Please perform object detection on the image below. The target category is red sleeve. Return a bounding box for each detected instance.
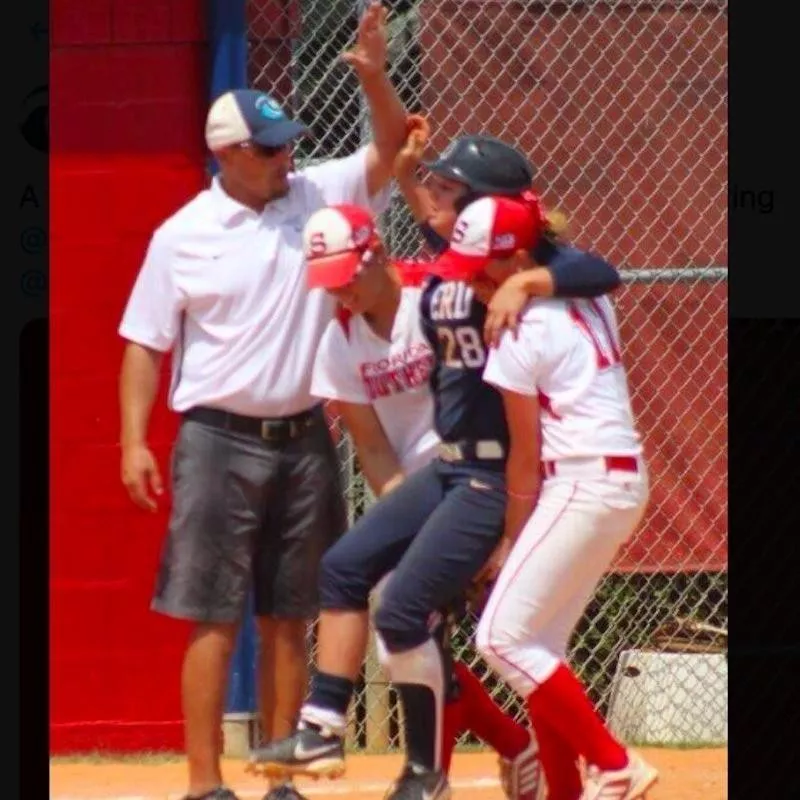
[392,258,431,288]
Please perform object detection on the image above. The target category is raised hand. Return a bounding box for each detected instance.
[341,2,388,78]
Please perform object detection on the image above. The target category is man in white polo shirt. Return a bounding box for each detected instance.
[117,5,406,799]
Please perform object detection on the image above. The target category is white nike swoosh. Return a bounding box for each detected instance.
[422,776,447,800]
[294,741,338,760]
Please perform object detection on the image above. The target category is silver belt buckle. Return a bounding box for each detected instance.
[261,420,278,441]
[476,440,504,460]
[439,442,463,462]
[261,416,312,441]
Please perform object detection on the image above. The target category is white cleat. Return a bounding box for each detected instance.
[498,735,546,800]
[581,750,658,800]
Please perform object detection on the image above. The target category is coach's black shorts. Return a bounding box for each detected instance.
[150,406,346,624]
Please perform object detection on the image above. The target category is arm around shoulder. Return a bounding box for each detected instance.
[482,238,621,348]
[529,237,621,299]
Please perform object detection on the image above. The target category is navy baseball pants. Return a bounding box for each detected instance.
[318,458,506,652]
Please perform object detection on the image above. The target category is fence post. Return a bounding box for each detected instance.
[206,0,256,756]
[224,595,260,755]
[365,593,392,752]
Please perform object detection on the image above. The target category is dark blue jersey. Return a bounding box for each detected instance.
[419,275,510,450]
[404,220,619,459]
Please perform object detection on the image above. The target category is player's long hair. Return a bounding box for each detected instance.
[544,207,569,239]
[519,187,569,244]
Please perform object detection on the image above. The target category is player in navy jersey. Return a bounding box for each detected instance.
[394,114,619,348]
[302,202,544,799]
[248,123,619,800]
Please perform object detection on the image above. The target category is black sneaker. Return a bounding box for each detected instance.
[247,724,345,779]
[183,788,240,800]
[262,783,309,800]
[384,765,451,800]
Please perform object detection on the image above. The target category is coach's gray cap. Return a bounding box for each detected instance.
[205,89,309,151]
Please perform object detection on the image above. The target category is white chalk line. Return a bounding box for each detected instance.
[52,775,500,799]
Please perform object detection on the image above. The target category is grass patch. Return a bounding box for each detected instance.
[452,742,494,753]
[453,740,726,754]
[50,750,184,765]
[626,740,727,750]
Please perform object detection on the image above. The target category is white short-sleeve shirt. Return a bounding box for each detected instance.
[311,287,440,475]
[118,147,389,417]
[483,295,643,461]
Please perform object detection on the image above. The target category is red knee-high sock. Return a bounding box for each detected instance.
[453,662,530,760]
[527,708,583,800]
[440,686,467,774]
[527,663,627,771]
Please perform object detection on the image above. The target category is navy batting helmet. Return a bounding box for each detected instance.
[423,135,534,196]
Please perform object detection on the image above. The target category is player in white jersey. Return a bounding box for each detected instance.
[427,194,659,800]
[305,203,543,799]
[310,253,438,490]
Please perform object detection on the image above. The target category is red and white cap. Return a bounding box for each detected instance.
[303,204,379,289]
[429,192,545,281]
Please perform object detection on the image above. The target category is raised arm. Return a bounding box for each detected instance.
[393,114,435,224]
[343,2,408,198]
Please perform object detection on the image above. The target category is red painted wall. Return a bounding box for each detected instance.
[50,0,208,752]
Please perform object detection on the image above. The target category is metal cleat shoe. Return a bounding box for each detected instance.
[498,735,546,800]
[262,782,310,800]
[581,749,659,800]
[384,764,451,800]
[182,788,240,800]
[247,724,346,780]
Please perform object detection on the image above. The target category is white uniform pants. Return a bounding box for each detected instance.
[475,462,649,697]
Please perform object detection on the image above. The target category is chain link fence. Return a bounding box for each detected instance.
[247,0,728,750]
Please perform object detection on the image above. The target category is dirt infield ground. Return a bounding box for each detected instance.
[51,748,727,799]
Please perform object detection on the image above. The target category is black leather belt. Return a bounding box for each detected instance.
[183,405,321,443]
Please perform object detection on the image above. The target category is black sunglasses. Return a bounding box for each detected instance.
[241,141,289,158]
